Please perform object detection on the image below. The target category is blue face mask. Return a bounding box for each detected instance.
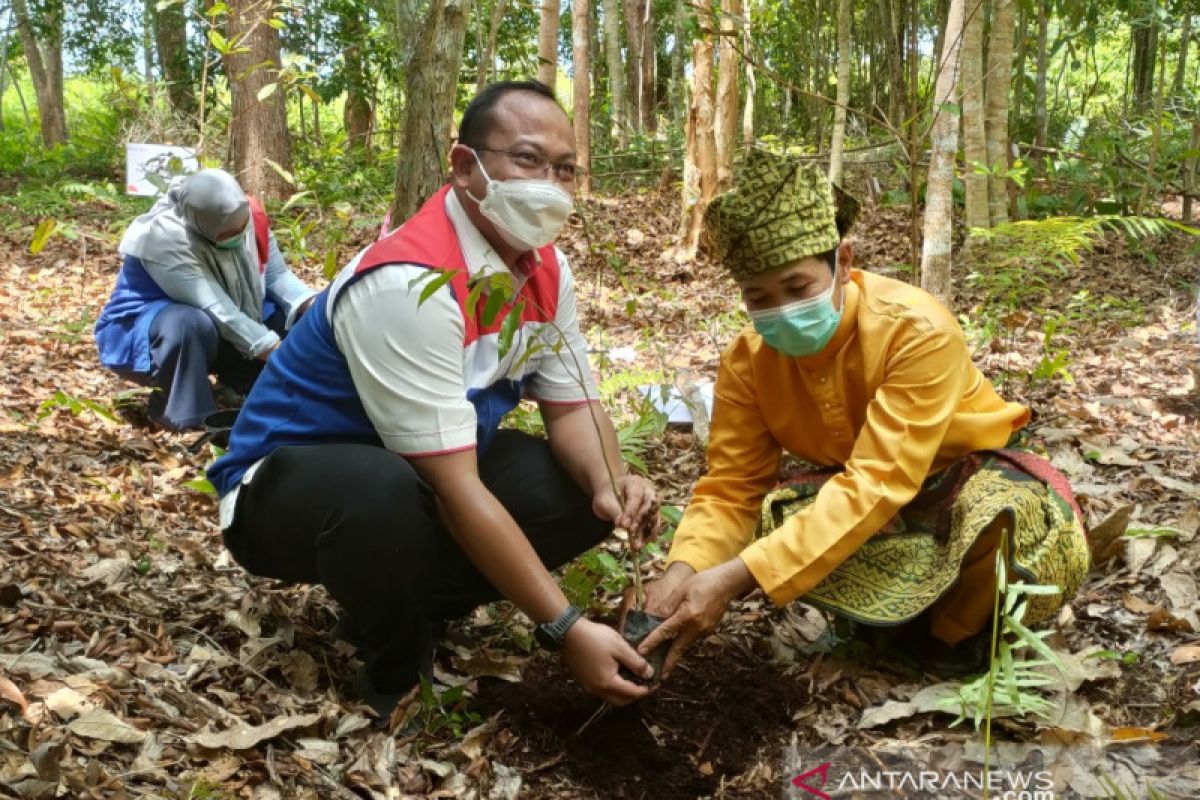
[749,280,844,357]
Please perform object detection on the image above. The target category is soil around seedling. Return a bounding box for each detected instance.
[474,617,811,799]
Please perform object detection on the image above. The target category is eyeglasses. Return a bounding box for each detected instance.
[473,147,586,181]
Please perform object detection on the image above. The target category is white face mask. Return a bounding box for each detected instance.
[467,150,574,252]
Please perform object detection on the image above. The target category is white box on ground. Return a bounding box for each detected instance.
[125,143,199,196]
[638,382,714,424]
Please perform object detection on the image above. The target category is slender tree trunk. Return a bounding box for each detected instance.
[225,0,294,199]
[1033,0,1049,149]
[985,0,1015,225]
[639,0,655,132]
[12,0,67,147]
[623,0,642,133]
[742,2,755,152]
[1173,4,1192,95]
[342,13,374,152]
[670,0,687,132]
[879,0,904,125]
[679,38,716,256]
[961,0,989,231]
[908,0,921,277]
[151,0,195,117]
[390,0,470,223]
[601,0,626,145]
[143,0,156,102]
[572,0,592,197]
[715,0,741,192]
[1131,0,1158,113]
[921,0,966,307]
[828,0,852,186]
[476,0,505,89]
[0,21,9,131]
[538,0,560,87]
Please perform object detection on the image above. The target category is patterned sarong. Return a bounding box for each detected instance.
[760,450,1091,626]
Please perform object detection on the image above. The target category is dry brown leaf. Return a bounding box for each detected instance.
[1122,593,1160,614]
[1170,645,1200,665]
[1146,607,1195,634]
[189,712,322,751]
[0,674,28,713]
[68,708,147,744]
[1087,503,1136,565]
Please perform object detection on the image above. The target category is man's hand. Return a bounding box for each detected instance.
[632,558,756,679]
[619,560,695,629]
[561,618,654,706]
[592,474,657,534]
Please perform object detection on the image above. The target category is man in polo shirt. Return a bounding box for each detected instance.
[209,80,657,716]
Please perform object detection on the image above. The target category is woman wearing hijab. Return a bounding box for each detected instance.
[95,169,317,431]
[630,150,1090,676]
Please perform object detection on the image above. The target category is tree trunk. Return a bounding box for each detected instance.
[715,0,741,193]
[1033,0,1049,148]
[678,38,716,256]
[669,0,687,132]
[572,0,592,197]
[623,0,654,132]
[390,0,470,223]
[1131,0,1158,113]
[12,0,67,147]
[143,0,156,102]
[639,0,655,132]
[601,0,626,145]
[476,0,505,89]
[920,0,965,307]
[225,0,294,199]
[342,13,374,152]
[0,22,10,131]
[538,0,560,87]
[1172,3,1192,95]
[985,0,1015,225]
[742,2,755,152]
[828,0,851,186]
[961,0,989,232]
[879,0,905,125]
[151,0,195,117]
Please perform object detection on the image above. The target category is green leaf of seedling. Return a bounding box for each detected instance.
[207,29,230,54]
[481,288,506,327]
[263,158,295,185]
[257,82,279,102]
[415,269,456,306]
[465,281,485,318]
[184,478,217,495]
[497,301,525,359]
[323,250,339,281]
[511,340,545,372]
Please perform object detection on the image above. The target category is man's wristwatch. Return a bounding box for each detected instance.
[534,604,583,651]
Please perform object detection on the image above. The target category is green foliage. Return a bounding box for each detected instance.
[36,390,120,424]
[940,549,1069,730]
[413,676,481,739]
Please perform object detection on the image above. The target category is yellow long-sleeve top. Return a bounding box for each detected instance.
[667,269,1030,606]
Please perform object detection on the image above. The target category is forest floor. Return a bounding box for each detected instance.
[1,189,1199,800]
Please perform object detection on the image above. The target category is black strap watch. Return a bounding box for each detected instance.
[534,604,583,651]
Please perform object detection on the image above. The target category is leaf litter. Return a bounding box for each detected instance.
[0,195,1198,797]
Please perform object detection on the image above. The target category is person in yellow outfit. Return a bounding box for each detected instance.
[631,149,1090,676]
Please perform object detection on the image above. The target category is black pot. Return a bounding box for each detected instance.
[622,609,671,683]
[189,409,239,452]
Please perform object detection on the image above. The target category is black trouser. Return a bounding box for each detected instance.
[222,430,609,692]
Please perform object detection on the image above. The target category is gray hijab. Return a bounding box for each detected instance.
[120,169,265,321]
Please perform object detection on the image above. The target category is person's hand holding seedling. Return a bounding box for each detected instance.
[622,557,756,680]
[592,474,656,531]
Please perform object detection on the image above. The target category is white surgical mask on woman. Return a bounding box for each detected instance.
[467,150,574,252]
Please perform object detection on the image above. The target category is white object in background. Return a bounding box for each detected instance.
[607,346,639,363]
[638,382,714,424]
[125,143,199,196]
